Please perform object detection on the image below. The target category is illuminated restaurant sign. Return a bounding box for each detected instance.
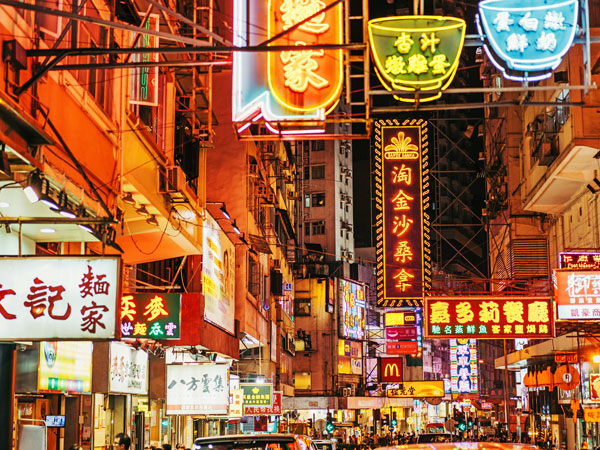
[0,256,119,340]
[38,341,92,393]
[387,380,445,398]
[450,339,478,394]
[339,279,366,340]
[379,357,404,383]
[120,293,181,339]
[424,296,554,339]
[476,0,578,82]
[386,326,418,339]
[375,120,431,307]
[368,16,466,102]
[559,252,600,270]
[553,270,600,320]
[232,0,343,134]
[130,13,159,106]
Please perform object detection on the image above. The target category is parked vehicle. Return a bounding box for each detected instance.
[193,434,317,450]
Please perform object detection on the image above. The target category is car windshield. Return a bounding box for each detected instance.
[194,443,297,450]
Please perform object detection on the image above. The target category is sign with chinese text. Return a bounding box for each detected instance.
[338,339,363,358]
[386,341,419,355]
[129,13,159,106]
[555,352,577,363]
[38,341,92,393]
[338,339,363,375]
[229,389,243,417]
[0,256,119,340]
[109,342,148,395]
[327,278,335,313]
[232,0,343,135]
[375,120,431,307]
[166,364,229,415]
[379,357,404,383]
[477,0,578,82]
[339,279,366,340]
[385,311,417,326]
[553,270,600,320]
[386,326,418,340]
[203,212,236,334]
[450,339,478,394]
[559,252,600,270]
[590,374,600,401]
[120,293,180,339]
[244,391,282,416]
[387,380,445,398]
[424,296,554,339]
[368,16,466,102]
[584,408,600,423]
[241,383,273,407]
[482,402,493,409]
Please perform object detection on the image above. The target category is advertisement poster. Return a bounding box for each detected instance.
[338,279,366,340]
[109,342,148,395]
[38,341,93,393]
[166,364,229,415]
[203,212,236,334]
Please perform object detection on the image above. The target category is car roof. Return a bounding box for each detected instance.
[377,443,537,450]
[194,434,300,444]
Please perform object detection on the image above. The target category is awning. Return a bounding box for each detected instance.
[0,92,54,146]
[249,233,272,254]
[276,208,296,240]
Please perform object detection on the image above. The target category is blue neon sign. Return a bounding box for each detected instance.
[477,0,578,81]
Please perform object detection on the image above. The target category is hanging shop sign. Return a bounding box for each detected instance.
[387,380,445,398]
[375,120,431,307]
[584,408,600,423]
[120,293,180,339]
[166,364,229,415]
[386,341,419,355]
[338,279,366,340]
[229,389,244,417]
[553,270,600,319]
[379,357,404,383]
[450,339,479,394]
[555,352,577,363]
[241,383,273,407]
[38,341,92,393]
[476,0,578,82]
[368,16,466,102]
[386,326,418,339]
[424,296,554,339]
[203,212,236,334]
[559,252,600,270]
[590,374,600,401]
[327,278,335,313]
[109,342,148,395]
[385,311,417,326]
[0,256,119,340]
[244,391,282,416]
[232,0,343,135]
[338,339,363,375]
[129,13,160,106]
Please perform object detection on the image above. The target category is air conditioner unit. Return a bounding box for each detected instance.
[249,162,258,177]
[158,166,187,193]
[345,170,353,178]
[346,196,353,205]
[272,258,281,269]
[262,192,276,204]
[287,191,300,200]
[255,184,268,197]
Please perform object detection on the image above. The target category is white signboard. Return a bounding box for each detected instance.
[109,342,148,395]
[0,257,119,340]
[202,213,235,334]
[166,364,229,415]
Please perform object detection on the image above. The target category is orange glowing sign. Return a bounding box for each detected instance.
[267,0,343,113]
[553,270,600,320]
[424,296,554,339]
[375,119,431,307]
[386,380,444,398]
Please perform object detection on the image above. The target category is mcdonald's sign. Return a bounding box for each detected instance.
[379,357,404,383]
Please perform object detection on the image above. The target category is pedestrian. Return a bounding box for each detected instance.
[114,433,131,450]
[163,445,172,450]
[69,445,83,450]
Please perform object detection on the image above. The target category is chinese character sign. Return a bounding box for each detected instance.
[129,13,159,106]
[109,342,148,395]
[375,120,431,307]
[559,252,600,270]
[244,392,282,416]
[119,293,180,339]
[590,374,600,401]
[553,270,600,320]
[450,339,478,394]
[338,279,366,340]
[203,212,235,334]
[241,383,273,407]
[232,0,343,133]
[166,364,229,415]
[386,380,444,398]
[38,341,92,393]
[368,16,466,102]
[477,0,578,82]
[0,257,119,340]
[424,296,554,339]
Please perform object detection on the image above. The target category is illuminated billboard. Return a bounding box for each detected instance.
[368,16,466,102]
[476,0,578,82]
[386,380,444,398]
[553,270,600,319]
[379,357,403,383]
[450,339,478,394]
[424,296,554,339]
[38,341,92,393]
[338,279,366,340]
[232,0,343,135]
[375,119,431,307]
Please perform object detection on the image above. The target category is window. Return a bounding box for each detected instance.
[311,141,324,152]
[295,297,311,316]
[303,166,310,180]
[311,220,325,235]
[248,258,261,298]
[304,223,311,236]
[294,372,312,390]
[311,193,325,207]
[304,194,310,208]
[311,165,325,179]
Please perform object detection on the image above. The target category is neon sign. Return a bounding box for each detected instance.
[553,270,600,320]
[450,339,478,394]
[233,0,343,134]
[130,13,159,106]
[375,120,431,307]
[120,293,181,339]
[368,16,466,102]
[338,279,366,340]
[477,0,578,81]
[559,252,600,270]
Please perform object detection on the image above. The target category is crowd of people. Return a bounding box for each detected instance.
[68,433,191,450]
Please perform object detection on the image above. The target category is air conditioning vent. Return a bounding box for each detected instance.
[255,184,268,197]
[158,166,187,193]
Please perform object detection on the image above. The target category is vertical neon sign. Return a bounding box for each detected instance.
[130,14,159,106]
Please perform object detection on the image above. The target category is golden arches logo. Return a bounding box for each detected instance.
[384,363,401,378]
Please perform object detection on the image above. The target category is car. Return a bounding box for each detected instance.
[378,443,537,450]
[416,433,453,444]
[193,434,317,450]
[313,439,336,450]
